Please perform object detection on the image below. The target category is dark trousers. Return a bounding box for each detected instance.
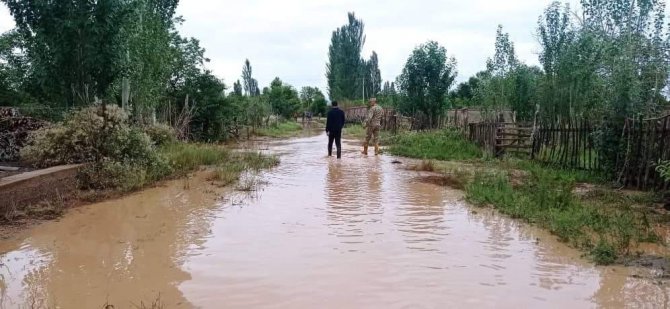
[328,130,342,158]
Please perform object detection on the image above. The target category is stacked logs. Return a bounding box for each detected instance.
[0,107,47,161]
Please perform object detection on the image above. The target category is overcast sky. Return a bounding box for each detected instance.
[0,0,585,96]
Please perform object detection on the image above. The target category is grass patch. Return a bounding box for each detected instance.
[343,124,366,138]
[207,151,279,189]
[465,162,659,265]
[386,129,482,161]
[159,143,230,174]
[256,121,303,138]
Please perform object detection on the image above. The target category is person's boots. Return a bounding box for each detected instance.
[362,145,368,155]
[374,144,380,155]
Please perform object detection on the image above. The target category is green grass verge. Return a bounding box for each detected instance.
[465,161,659,265]
[343,124,366,138]
[256,121,303,138]
[386,129,482,161]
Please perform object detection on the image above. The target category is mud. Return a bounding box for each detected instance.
[0,134,669,308]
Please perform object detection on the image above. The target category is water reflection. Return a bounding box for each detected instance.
[0,173,222,308]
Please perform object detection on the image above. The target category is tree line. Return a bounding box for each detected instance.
[325,2,668,172]
[0,0,327,142]
[327,1,669,127]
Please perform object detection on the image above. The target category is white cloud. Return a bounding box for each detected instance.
[0,0,584,97]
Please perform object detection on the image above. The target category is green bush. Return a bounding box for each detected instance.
[20,105,154,167]
[20,105,175,191]
[144,123,177,146]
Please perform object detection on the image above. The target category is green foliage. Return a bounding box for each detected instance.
[144,123,177,146]
[655,160,670,182]
[20,105,153,167]
[386,129,481,161]
[116,0,177,112]
[465,162,658,264]
[343,124,366,138]
[158,142,230,173]
[591,241,617,265]
[397,41,457,127]
[2,0,130,106]
[241,59,260,96]
[300,86,328,116]
[327,12,366,101]
[363,51,382,98]
[256,121,303,138]
[209,152,279,186]
[477,26,534,116]
[233,80,243,96]
[18,105,178,191]
[449,74,483,108]
[265,77,301,119]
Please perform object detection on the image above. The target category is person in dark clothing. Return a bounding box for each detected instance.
[326,101,346,158]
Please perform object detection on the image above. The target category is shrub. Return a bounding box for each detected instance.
[77,160,147,191]
[20,105,155,167]
[144,123,177,146]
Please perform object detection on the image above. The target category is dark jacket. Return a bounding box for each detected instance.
[326,107,346,133]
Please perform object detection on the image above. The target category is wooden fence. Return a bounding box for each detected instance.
[531,120,599,171]
[467,115,670,190]
[468,122,499,155]
[617,115,670,190]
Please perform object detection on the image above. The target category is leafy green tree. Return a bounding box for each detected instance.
[397,41,457,127]
[118,0,178,114]
[0,29,32,106]
[233,80,243,96]
[364,51,382,98]
[326,12,366,101]
[449,72,485,107]
[479,25,519,113]
[510,65,543,120]
[300,86,327,116]
[264,77,300,119]
[2,0,130,106]
[242,59,260,96]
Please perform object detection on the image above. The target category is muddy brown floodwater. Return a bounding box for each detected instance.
[0,134,669,308]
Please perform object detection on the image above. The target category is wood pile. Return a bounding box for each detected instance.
[0,107,47,161]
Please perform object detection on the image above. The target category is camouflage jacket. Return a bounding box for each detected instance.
[365,105,384,127]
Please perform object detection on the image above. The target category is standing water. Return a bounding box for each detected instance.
[0,134,668,308]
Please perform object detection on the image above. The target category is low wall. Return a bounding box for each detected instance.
[0,164,82,212]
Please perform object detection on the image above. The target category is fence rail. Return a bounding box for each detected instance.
[617,115,670,190]
[467,116,670,190]
[531,120,599,171]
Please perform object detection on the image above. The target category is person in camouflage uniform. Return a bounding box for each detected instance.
[363,97,384,155]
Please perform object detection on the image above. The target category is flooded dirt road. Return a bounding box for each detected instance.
[0,134,669,308]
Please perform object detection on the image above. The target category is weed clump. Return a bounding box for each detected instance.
[387,129,481,161]
[144,123,177,146]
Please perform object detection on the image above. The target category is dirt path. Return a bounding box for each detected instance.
[0,134,668,308]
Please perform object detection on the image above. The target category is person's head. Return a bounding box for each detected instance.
[369,97,377,106]
[331,101,338,107]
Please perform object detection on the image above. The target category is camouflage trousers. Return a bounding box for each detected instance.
[364,125,380,146]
